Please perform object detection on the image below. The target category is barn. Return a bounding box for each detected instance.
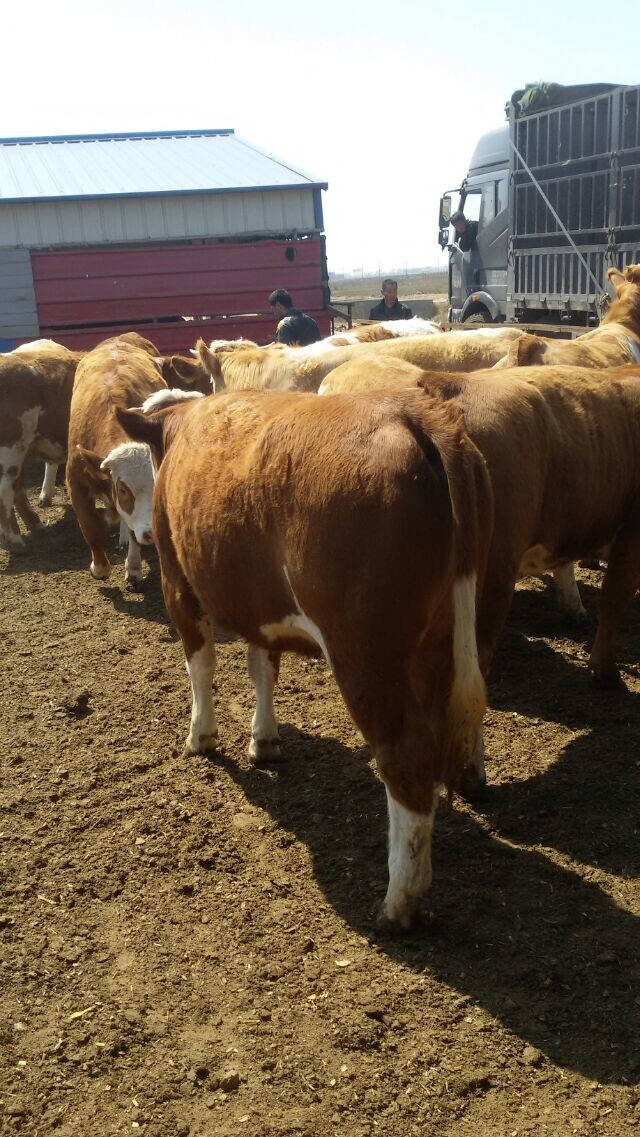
[0,128,330,352]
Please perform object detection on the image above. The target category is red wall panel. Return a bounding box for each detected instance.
[31,239,326,329]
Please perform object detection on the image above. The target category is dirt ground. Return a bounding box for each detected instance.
[1,467,639,1137]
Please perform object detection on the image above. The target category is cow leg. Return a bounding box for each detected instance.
[39,462,58,506]
[0,454,27,547]
[13,473,43,533]
[160,559,219,755]
[459,724,486,800]
[553,563,587,621]
[118,518,129,547]
[124,531,143,589]
[476,565,518,676]
[381,788,436,929]
[589,523,640,687]
[247,646,281,764]
[183,620,218,754]
[67,460,111,579]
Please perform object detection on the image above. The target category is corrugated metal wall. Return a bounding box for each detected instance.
[0,247,39,342]
[0,188,317,249]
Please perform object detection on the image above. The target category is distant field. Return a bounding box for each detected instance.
[329,270,448,300]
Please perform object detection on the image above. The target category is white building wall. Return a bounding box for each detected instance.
[0,188,317,249]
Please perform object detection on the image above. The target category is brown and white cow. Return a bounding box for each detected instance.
[195,326,525,393]
[66,333,168,586]
[0,342,83,548]
[318,354,640,794]
[493,264,640,370]
[117,388,493,928]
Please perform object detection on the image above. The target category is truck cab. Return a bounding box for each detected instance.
[439,126,510,323]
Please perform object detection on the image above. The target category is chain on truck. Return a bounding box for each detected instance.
[438,81,640,329]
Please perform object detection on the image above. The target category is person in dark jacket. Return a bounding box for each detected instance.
[450,211,479,253]
[369,278,413,321]
[268,289,321,346]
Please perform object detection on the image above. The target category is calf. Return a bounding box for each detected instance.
[66,333,167,585]
[118,389,493,928]
[0,343,83,548]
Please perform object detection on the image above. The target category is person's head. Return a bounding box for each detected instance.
[450,210,467,235]
[268,288,293,320]
[380,278,398,307]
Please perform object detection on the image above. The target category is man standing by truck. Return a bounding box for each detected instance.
[369,279,413,321]
[268,288,321,346]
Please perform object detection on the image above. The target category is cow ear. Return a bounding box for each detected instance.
[607,267,626,296]
[624,263,640,285]
[169,355,207,388]
[75,446,112,494]
[504,333,540,367]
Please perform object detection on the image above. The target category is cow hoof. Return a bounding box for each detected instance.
[90,560,111,580]
[560,607,589,627]
[249,737,282,765]
[579,558,602,570]
[4,536,26,552]
[124,574,144,592]
[38,494,53,507]
[458,767,487,801]
[184,731,219,756]
[591,667,626,691]
[376,899,422,934]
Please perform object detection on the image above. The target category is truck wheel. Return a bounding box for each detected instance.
[463,309,492,325]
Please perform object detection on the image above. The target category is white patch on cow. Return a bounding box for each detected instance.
[185,631,218,754]
[100,442,155,545]
[118,519,129,546]
[259,565,334,670]
[124,532,143,584]
[39,461,58,506]
[372,317,443,338]
[9,339,59,354]
[381,789,436,927]
[141,388,204,414]
[553,563,586,618]
[518,544,555,577]
[462,326,509,337]
[627,336,640,364]
[247,646,280,761]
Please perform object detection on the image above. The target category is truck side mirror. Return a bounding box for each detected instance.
[439,196,452,228]
[438,227,450,250]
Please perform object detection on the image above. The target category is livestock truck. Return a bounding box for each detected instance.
[438,82,640,325]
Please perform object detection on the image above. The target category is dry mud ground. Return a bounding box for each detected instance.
[1,469,639,1137]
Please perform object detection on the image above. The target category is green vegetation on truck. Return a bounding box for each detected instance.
[439,82,640,326]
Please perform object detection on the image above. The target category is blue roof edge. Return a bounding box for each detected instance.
[0,128,236,145]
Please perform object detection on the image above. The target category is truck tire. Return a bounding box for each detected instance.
[463,309,492,325]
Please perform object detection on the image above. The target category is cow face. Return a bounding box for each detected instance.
[100,442,155,545]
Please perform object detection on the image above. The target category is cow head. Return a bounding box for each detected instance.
[492,333,544,368]
[157,354,211,394]
[99,442,155,545]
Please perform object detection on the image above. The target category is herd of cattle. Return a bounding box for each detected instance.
[3,263,640,930]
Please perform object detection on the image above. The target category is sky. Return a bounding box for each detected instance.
[2,0,639,275]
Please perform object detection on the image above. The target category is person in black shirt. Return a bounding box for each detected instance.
[268,289,321,346]
[450,211,479,253]
[369,278,413,321]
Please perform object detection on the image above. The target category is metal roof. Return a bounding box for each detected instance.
[0,129,328,204]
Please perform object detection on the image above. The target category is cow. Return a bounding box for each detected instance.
[0,342,83,548]
[195,326,525,393]
[317,354,640,794]
[65,333,168,586]
[493,265,640,369]
[116,388,493,928]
